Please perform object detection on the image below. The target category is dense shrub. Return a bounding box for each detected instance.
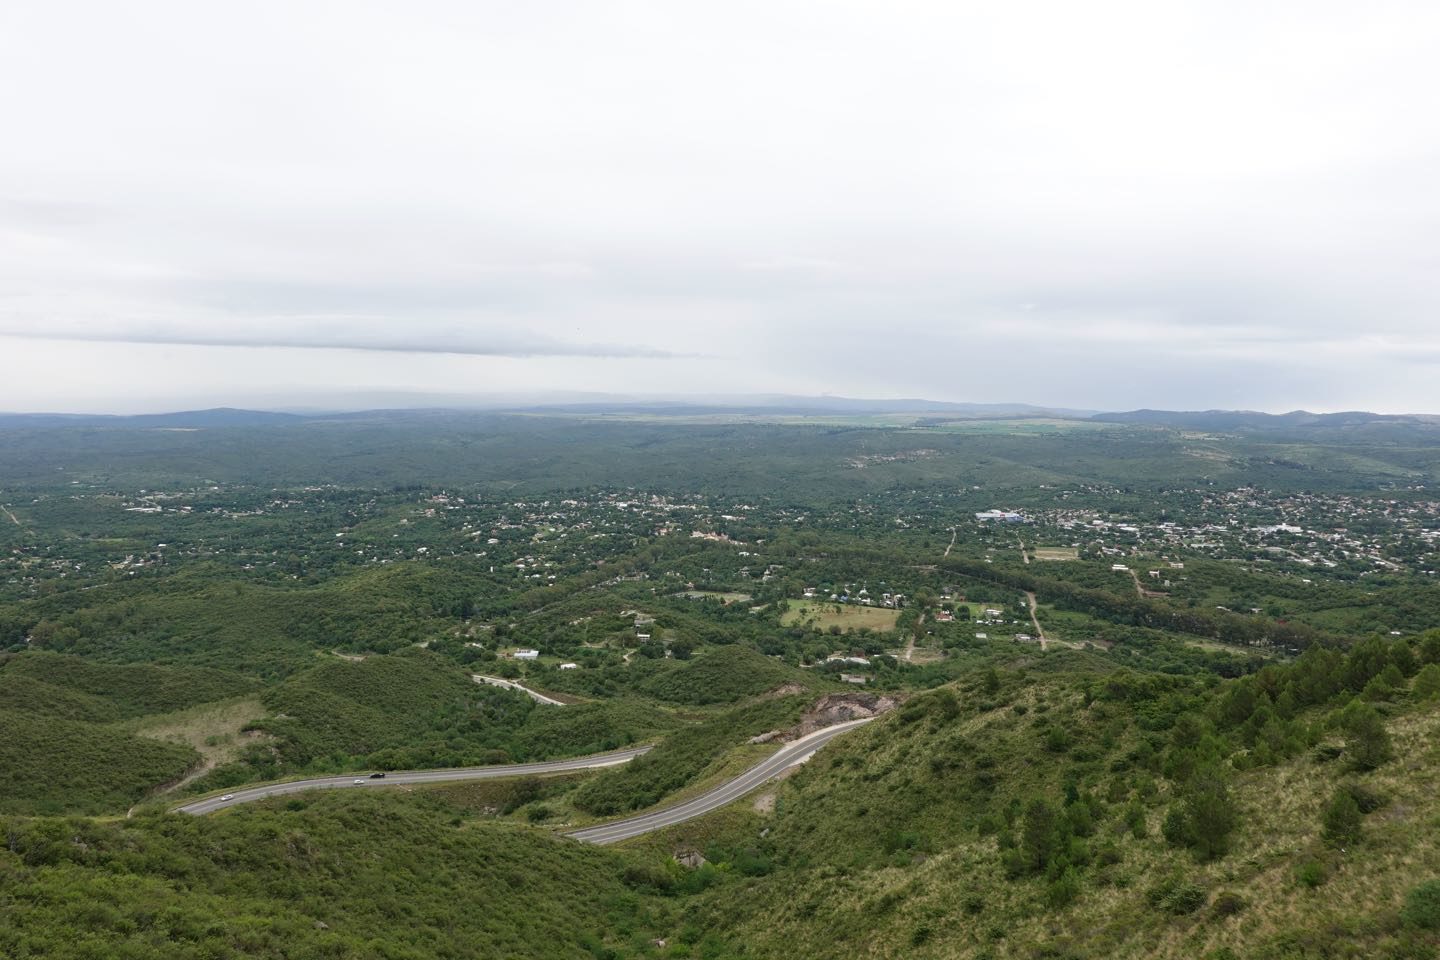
[1402,879,1440,930]
[0,710,198,814]
[1321,787,1362,848]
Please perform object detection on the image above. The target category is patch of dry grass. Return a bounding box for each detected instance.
[782,599,901,633]
[1034,547,1080,561]
[123,697,268,790]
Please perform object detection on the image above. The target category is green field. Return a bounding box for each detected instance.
[782,599,902,633]
[676,590,754,603]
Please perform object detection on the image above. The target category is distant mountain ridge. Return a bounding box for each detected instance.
[0,408,303,429]
[1092,409,1440,429]
[0,396,1097,424]
[2,399,1437,429]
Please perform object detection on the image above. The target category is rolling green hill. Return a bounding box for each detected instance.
[242,652,540,774]
[0,792,674,960]
[642,645,1440,959]
[0,653,263,814]
[10,565,482,677]
[638,645,822,705]
[189,652,678,792]
[0,652,260,717]
[0,711,199,815]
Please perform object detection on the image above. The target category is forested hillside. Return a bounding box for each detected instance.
[3,412,1440,957]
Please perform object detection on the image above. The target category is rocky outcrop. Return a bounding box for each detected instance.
[674,850,708,870]
[749,692,901,744]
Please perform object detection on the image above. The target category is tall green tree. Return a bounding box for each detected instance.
[1413,663,1440,701]
[1021,799,1060,874]
[1181,767,1238,861]
[1339,700,1392,771]
[1321,787,1363,848]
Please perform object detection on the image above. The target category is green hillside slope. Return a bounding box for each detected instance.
[663,647,1440,958]
[0,792,672,959]
[0,711,199,815]
[0,652,259,717]
[639,645,821,705]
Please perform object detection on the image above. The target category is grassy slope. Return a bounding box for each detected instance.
[0,653,263,814]
[683,674,1440,960]
[0,651,260,718]
[123,697,270,781]
[0,791,672,960]
[0,711,199,815]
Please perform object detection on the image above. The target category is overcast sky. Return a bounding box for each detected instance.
[3,1,1439,413]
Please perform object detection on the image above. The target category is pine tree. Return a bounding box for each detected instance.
[1340,700,1393,771]
[1183,768,1238,861]
[1021,799,1059,874]
[1321,787,1362,848]
[1414,663,1440,701]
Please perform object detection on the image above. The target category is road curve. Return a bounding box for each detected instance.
[472,674,567,706]
[175,746,650,815]
[566,717,873,845]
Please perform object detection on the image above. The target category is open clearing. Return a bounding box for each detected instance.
[892,643,946,664]
[125,697,268,789]
[676,590,753,604]
[1033,546,1080,561]
[781,599,900,632]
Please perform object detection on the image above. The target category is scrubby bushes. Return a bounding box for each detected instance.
[0,651,259,719]
[1321,787,1363,848]
[0,792,674,958]
[0,711,198,814]
[638,645,816,705]
[1402,879,1440,930]
[1162,767,1238,861]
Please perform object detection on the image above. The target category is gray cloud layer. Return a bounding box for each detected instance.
[3,1,1439,412]
[0,323,684,359]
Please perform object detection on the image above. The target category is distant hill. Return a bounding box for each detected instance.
[1092,409,1440,430]
[0,396,1099,424]
[500,395,1099,419]
[0,407,304,429]
[9,399,1440,428]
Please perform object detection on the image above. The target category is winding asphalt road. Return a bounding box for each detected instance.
[565,717,874,845]
[177,718,873,842]
[175,746,650,815]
